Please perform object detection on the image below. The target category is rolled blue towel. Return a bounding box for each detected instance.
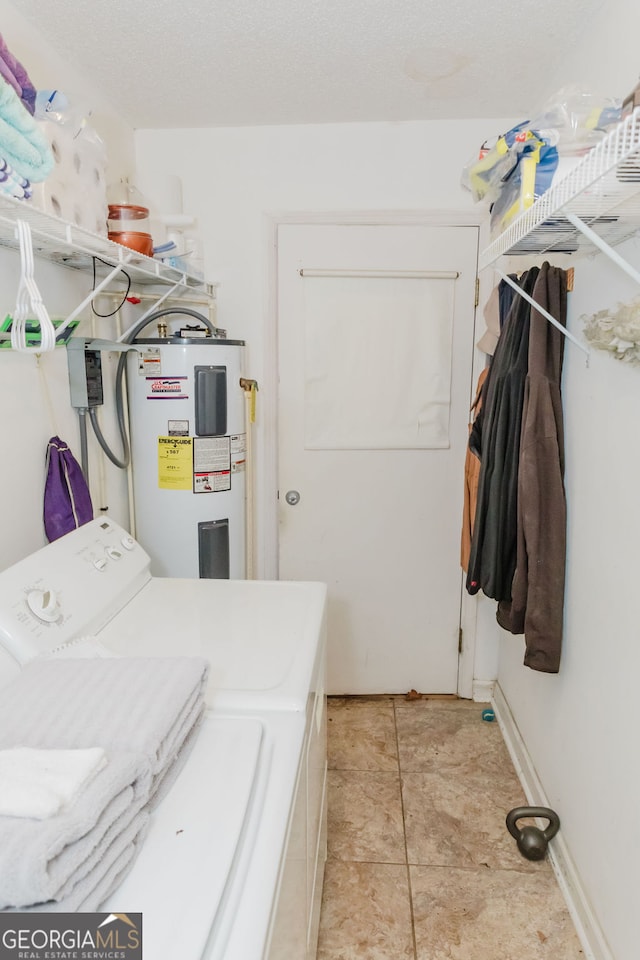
[0,74,53,182]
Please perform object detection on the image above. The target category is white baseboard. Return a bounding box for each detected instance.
[492,683,614,960]
[472,679,495,702]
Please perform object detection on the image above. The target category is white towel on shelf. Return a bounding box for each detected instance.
[0,746,107,820]
[0,655,209,910]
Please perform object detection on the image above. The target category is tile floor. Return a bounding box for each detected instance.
[317,696,584,960]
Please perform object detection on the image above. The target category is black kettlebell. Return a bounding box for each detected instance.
[506,807,560,861]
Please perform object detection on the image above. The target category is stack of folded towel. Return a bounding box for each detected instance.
[0,75,53,191]
[0,656,209,912]
[0,33,53,199]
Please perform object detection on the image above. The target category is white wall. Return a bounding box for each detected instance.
[0,257,133,567]
[0,3,135,569]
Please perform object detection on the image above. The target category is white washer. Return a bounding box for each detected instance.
[0,518,328,960]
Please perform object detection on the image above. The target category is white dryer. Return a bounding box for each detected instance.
[0,518,327,960]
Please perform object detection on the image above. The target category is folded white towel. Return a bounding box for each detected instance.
[0,746,107,820]
[0,656,208,909]
[23,812,151,913]
[0,656,208,805]
[0,751,147,908]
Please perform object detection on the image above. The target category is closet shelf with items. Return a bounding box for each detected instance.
[0,193,217,352]
[480,106,640,281]
[0,191,215,294]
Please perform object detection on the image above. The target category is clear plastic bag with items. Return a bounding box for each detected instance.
[461,86,622,235]
[461,120,559,212]
[530,84,621,156]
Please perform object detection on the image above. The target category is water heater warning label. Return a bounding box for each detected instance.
[194,436,231,493]
[158,436,193,489]
[231,434,246,472]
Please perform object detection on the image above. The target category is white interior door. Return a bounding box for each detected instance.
[277,223,478,694]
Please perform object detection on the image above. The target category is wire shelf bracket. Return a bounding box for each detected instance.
[496,269,590,360]
[564,212,640,286]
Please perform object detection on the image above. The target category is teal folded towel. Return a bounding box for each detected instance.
[0,75,53,183]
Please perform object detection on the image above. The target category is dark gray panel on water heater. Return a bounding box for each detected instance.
[194,365,227,436]
[198,519,230,579]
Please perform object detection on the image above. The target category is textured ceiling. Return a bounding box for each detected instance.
[11,0,601,129]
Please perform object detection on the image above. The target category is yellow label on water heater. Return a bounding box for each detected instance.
[158,436,193,490]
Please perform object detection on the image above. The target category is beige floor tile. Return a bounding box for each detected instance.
[318,860,414,960]
[328,770,406,863]
[410,865,584,960]
[402,769,539,871]
[328,697,398,771]
[395,700,512,775]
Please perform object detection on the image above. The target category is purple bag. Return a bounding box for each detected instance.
[43,436,93,542]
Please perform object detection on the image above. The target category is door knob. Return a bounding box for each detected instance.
[285,490,301,506]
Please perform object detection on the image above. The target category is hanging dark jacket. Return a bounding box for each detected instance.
[468,276,517,462]
[497,263,567,673]
[466,267,539,601]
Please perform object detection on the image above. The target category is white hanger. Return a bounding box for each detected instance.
[11,219,56,352]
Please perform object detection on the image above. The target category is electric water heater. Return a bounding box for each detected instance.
[126,336,246,579]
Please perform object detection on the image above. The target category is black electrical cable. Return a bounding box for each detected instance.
[90,256,132,317]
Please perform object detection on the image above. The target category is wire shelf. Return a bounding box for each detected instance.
[480,107,640,269]
[0,192,214,294]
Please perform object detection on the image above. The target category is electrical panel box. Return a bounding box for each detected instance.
[67,341,104,409]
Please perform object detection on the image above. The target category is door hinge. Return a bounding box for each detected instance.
[458,627,463,653]
[474,277,480,307]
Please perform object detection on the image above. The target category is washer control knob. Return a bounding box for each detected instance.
[106,547,123,561]
[27,588,60,623]
[121,536,136,551]
[93,558,108,572]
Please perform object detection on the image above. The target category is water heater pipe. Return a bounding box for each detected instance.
[240,378,258,579]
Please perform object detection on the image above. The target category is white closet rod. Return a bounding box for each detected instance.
[496,270,590,358]
[299,268,459,279]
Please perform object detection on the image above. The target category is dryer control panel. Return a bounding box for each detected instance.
[0,518,151,665]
